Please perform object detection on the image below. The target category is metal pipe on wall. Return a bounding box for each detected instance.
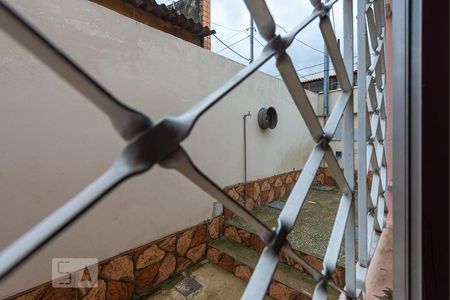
[249,17,254,63]
[243,111,251,203]
[323,49,330,116]
[323,0,330,117]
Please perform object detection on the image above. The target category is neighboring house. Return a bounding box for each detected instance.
[301,72,361,168]
[91,0,212,48]
[302,70,358,93]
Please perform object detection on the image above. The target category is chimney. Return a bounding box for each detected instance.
[202,0,211,49]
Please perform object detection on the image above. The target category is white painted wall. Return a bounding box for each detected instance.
[317,88,360,168]
[0,0,318,296]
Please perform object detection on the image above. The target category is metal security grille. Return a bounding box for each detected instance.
[0,0,388,298]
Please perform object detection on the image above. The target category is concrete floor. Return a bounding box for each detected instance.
[148,262,272,299]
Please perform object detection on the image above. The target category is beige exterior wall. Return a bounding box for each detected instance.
[317,87,360,168]
[0,0,318,297]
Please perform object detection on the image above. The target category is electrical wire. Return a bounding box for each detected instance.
[302,62,358,77]
[275,69,325,80]
[253,36,265,47]
[215,35,250,53]
[296,39,325,54]
[296,62,325,71]
[276,60,358,79]
[295,56,357,73]
[212,34,250,61]
[211,22,357,78]
[212,22,243,33]
[275,72,308,80]
[219,28,249,42]
[213,21,324,56]
[302,69,328,78]
[275,23,324,54]
[249,25,313,75]
[252,27,319,78]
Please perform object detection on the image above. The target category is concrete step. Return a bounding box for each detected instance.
[225,187,346,267]
[208,237,340,300]
[224,211,346,289]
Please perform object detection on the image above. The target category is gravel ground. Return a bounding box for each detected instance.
[229,186,358,266]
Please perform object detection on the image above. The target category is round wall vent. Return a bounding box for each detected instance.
[257,107,278,130]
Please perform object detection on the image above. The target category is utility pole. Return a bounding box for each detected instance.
[323,0,330,116]
[249,17,254,63]
[323,47,329,116]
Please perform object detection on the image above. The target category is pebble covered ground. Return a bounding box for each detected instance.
[229,187,359,266]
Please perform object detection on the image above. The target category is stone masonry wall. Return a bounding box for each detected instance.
[8,167,359,300]
[8,216,225,300]
[222,223,346,289]
[206,245,311,300]
[222,168,337,219]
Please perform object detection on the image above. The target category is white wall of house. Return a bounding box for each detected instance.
[0,0,319,296]
[317,88,360,168]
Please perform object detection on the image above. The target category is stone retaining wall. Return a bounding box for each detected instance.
[206,245,310,300]
[222,168,338,219]
[223,223,346,288]
[223,167,374,216]
[8,167,361,300]
[8,216,225,300]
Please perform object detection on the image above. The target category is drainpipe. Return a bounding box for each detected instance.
[323,42,330,117]
[323,0,330,117]
[249,17,254,64]
[243,111,251,203]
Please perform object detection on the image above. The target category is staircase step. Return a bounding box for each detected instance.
[208,237,340,300]
[224,206,346,289]
[225,188,347,268]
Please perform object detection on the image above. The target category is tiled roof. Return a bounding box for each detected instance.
[125,0,212,37]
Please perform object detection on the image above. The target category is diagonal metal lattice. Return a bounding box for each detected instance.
[0,0,388,298]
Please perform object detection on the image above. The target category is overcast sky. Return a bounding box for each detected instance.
[210,0,351,79]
